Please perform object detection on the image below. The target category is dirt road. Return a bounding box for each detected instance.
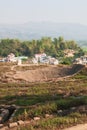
[63,123,87,130]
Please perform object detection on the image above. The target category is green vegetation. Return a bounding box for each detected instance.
[61,57,73,65]
[0,37,83,58]
[0,63,87,129]
[73,67,87,79]
[20,115,86,130]
[0,78,87,129]
[0,37,85,65]
[77,40,87,54]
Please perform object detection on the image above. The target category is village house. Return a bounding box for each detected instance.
[33,53,59,65]
[35,53,47,62]
[6,53,16,62]
[32,58,38,64]
[49,58,59,65]
[74,55,87,65]
[5,53,28,63]
[0,57,5,62]
[64,49,75,57]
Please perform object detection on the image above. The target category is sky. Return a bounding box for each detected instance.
[0,0,87,25]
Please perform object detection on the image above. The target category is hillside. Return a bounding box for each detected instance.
[0,63,87,130]
[0,64,85,83]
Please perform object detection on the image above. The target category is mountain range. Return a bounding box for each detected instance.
[0,22,87,41]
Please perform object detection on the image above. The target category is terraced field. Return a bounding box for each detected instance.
[0,63,87,130]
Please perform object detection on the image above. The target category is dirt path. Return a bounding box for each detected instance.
[63,123,87,130]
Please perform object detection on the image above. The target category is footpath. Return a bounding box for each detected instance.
[63,123,87,130]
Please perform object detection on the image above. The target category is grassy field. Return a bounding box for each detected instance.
[0,63,87,130]
[0,81,87,129]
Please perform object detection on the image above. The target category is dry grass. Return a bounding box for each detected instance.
[0,63,87,129]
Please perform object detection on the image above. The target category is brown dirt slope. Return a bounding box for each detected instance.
[3,64,84,83]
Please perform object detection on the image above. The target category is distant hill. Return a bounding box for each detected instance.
[77,40,87,47]
[0,22,87,41]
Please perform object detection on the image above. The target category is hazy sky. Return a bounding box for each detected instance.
[0,0,87,25]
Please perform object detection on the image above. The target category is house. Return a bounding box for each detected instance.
[34,53,59,65]
[49,58,59,65]
[35,53,46,62]
[74,55,87,65]
[6,53,16,62]
[53,59,59,65]
[34,53,49,64]
[74,58,82,64]
[0,57,5,62]
[40,58,49,64]
[5,53,28,63]
[32,58,38,64]
[64,49,75,57]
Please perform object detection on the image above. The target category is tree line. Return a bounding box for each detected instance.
[0,37,84,59]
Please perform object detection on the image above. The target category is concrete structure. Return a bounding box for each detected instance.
[34,53,59,65]
[6,53,16,62]
[74,55,87,65]
[35,53,46,62]
[32,58,38,64]
[49,58,59,65]
[5,53,28,63]
[17,59,22,65]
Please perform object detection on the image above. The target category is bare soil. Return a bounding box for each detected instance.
[3,64,84,83]
[63,123,87,130]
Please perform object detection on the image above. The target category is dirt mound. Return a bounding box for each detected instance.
[4,64,84,83]
[13,66,65,82]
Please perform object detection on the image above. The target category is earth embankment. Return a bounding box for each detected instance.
[5,64,84,83]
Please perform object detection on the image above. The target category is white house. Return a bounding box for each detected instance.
[6,53,16,62]
[64,49,75,57]
[35,53,46,62]
[32,58,38,64]
[6,53,28,63]
[34,53,59,65]
[75,55,87,65]
[17,59,22,65]
[53,59,59,65]
[49,58,59,65]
